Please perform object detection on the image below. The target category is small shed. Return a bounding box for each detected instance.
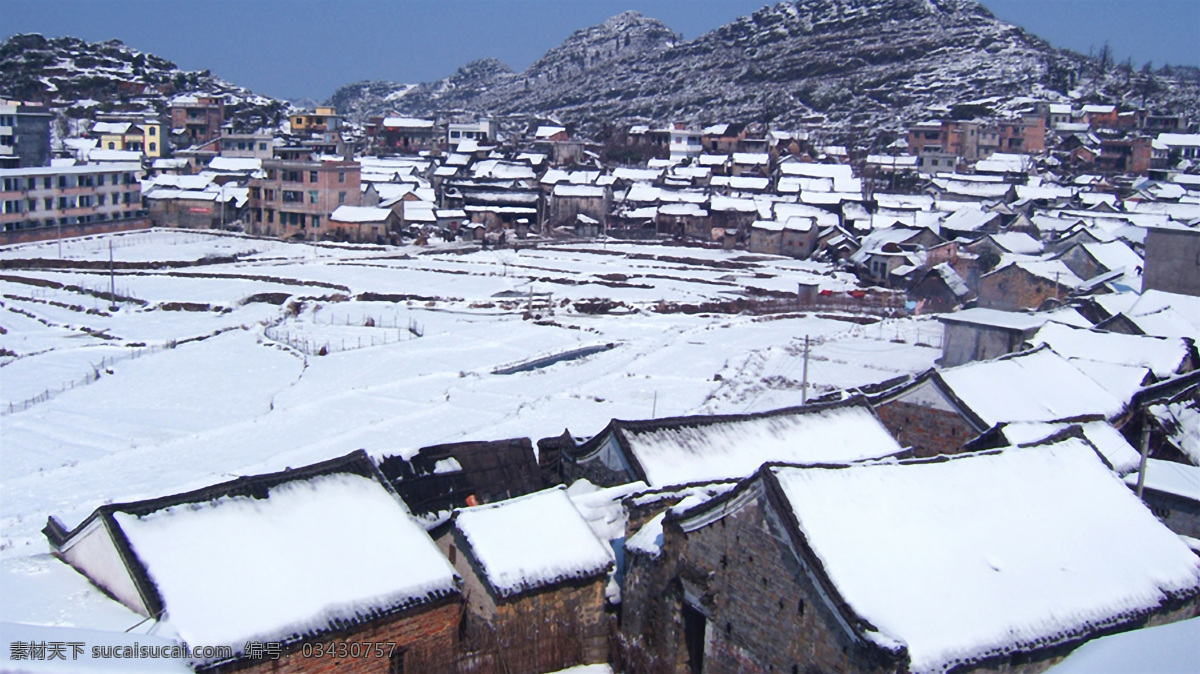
[440,487,614,673]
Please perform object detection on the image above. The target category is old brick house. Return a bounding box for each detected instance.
[42,450,462,673]
[620,440,1200,674]
[976,260,1085,311]
[872,346,1128,457]
[438,487,614,674]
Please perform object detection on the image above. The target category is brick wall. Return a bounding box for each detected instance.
[620,493,894,674]
[875,399,979,457]
[214,598,460,674]
[0,217,151,245]
[977,266,1070,312]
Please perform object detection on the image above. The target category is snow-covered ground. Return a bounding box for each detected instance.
[0,230,940,634]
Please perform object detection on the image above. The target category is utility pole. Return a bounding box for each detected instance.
[108,240,118,311]
[651,391,658,419]
[1135,418,1152,499]
[801,335,810,404]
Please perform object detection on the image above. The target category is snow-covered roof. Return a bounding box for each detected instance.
[592,399,903,487]
[452,487,613,599]
[88,455,459,657]
[936,347,1127,427]
[999,420,1141,475]
[534,125,566,139]
[382,117,434,128]
[1031,322,1189,379]
[470,159,536,181]
[1125,458,1200,502]
[611,167,663,183]
[988,231,1043,255]
[991,258,1087,288]
[932,262,970,297]
[975,153,1034,174]
[207,157,261,173]
[765,440,1200,674]
[330,205,394,224]
[941,206,999,233]
[553,184,606,198]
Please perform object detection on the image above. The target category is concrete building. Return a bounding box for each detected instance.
[247,158,361,240]
[1,163,145,233]
[0,102,53,168]
[168,95,224,148]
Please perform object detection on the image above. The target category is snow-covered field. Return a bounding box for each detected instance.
[0,229,941,632]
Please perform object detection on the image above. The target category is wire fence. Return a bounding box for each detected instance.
[263,314,424,356]
[3,342,175,416]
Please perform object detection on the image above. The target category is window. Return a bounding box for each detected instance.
[258,142,267,151]
[149,142,156,152]
[309,190,319,204]
[107,142,115,150]
[97,174,105,186]
[267,209,274,223]
[283,170,301,182]
[149,126,156,136]
[43,177,51,189]
[282,190,302,203]
[338,191,346,204]
[44,197,52,210]
[309,171,318,183]
[388,649,407,674]
[338,171,345,183]
[97,194,106,206]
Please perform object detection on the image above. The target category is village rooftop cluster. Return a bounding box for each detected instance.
[1,81,1199,673]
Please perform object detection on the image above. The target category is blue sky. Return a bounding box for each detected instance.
[5,1,1198,101]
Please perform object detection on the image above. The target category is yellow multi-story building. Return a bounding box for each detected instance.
[289,107,341,136]
[91,118,165,158]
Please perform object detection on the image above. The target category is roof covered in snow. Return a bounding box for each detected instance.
[453,486,613,599]
[1031,322,1190,379]
[46,451,460,660]
[330,205,395,224]
[935,347,1128,427]
[760,440,1200,674]
[571,398,903,487]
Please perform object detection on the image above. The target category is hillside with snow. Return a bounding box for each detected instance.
[330,0,1200,138]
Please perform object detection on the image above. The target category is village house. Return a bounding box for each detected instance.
[438,487,614,673]
[368,117,440,154]
[168,94,224,148]
[41,450,463,673]
[218,131,273,159]
[975,259,1086,311]
[907,262,971,313]
[549,183,610,232]
[554,397,904,488]
[937,307,1070,367]
[288,106,341,138]
[247,157,361,240]
[872,346,1128,457]
[619,439,1200,674]
[328,204,399,243]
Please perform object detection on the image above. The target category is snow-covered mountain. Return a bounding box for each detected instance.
[331,0,1199,138]
[0,33,288,133]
